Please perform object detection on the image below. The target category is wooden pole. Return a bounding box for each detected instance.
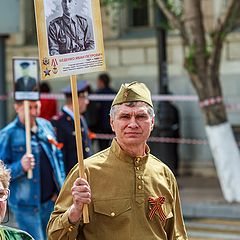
[70,75,89,223]
[24,100,33,179]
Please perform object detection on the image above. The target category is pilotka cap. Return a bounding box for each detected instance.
[111,81,153,107]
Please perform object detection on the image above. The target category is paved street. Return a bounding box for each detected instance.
[179,175,240,239]
[178,175,240,220]
[186,218,240,240]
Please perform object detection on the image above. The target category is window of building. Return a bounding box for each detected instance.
[128,0,149,27]
[24,0,37,45]
[127,0,155,28]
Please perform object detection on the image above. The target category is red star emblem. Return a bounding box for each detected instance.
[44,68,51,76]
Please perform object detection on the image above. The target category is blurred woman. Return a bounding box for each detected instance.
[0,161,34,239]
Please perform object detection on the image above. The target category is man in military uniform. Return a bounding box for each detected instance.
[48,0,95,56]
[47,82,188,240]
[51,80,92,175]
[15,62,37,92]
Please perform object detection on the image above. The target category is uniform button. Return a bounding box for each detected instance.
[138,185,142,190]
[67,116,71,121]
[135,157,141,163]
[85,147,90,152]
[110,212,115,217]
[136,167,140,171]
[33,178,37,183]
[19,147,24,151]
[34,195,37,199]
[138,175,142,180]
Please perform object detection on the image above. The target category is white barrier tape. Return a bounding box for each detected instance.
[1,93,240,111]
[94,133,208,145]
[0,93,229,103]
[0,95,8,100]
[2,93,199,102]
[89,94,199,102]
[40,93,65,100]
[199,96,222,108]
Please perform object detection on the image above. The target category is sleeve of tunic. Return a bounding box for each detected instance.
[165,174,188,239]
[47,165,84,240]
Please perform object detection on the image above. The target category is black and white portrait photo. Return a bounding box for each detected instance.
[45,0,95,56]
[13,58,40,101]
[35,0,105,79]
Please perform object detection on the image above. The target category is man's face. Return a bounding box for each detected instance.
[110,102,154,148]
[14,101,41,127]
[62,0,75,17]
[78,91,89,114]
[22,67,30,77]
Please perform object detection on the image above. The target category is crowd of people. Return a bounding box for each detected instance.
[0,74,187,239]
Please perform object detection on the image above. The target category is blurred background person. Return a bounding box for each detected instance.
[51,80,93,175]
[0,100,65,240]
[39,82,57,120]
[0,160,34,239]
[150,90,180,176]
[92,73,116,150]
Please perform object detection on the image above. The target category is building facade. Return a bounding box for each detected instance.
[4,0,240,175]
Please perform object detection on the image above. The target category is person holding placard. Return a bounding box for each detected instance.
[47,82,188,240]
[0,100,65,240]
[48,0,95,56]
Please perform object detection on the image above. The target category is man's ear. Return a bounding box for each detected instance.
[151,118,155,130]
[110,117,115,132]
[14,103,19,113]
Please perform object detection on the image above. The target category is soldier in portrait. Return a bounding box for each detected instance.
[48,0,95,56]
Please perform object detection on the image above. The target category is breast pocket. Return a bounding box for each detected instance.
[94,198,131,216]
[160,201,173,219]
[92,198,132,239]
[12,145,25,162]
[153,201,173,228]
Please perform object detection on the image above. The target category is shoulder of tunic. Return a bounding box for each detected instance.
[49,16,64,26]
[51,111,65,121]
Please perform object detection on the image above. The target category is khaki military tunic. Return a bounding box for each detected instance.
[48,14,94,56]
[47,139,188,240]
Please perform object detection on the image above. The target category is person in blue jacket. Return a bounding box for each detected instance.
[0,100,65,240]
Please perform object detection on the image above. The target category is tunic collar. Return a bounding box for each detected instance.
[110,138,150,165]
[62,14,77,25]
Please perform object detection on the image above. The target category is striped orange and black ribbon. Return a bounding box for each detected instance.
[148,196,166,221]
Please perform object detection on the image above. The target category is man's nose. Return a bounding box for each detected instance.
[128,117,138,128]
[30,108,38,116]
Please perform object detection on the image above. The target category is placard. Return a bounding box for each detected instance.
[13,58,40,100]
[34,0,106,80]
